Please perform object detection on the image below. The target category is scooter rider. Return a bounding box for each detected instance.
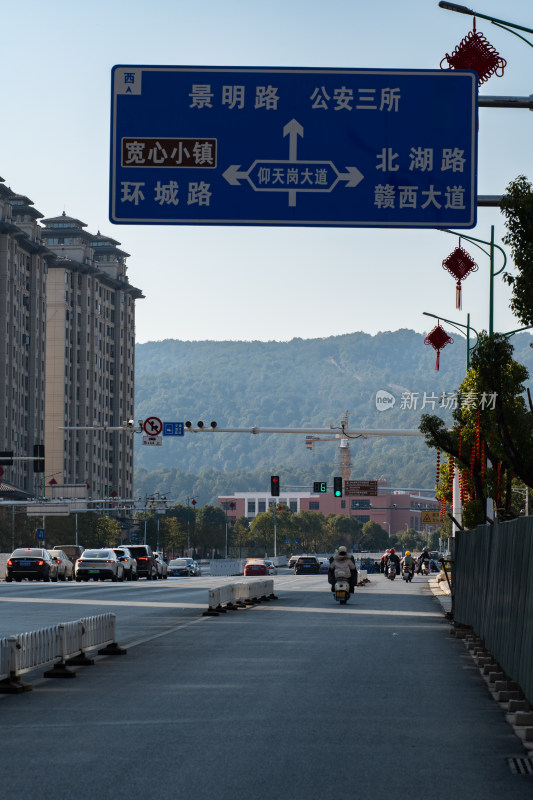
[385,548,401,577]
[380,549,391,576]
[401,550,415,580]
[417,547,431,574]
[328,546,357,593]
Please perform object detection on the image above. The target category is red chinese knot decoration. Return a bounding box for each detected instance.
[440,18,506,86]
[442,240,478,309]
[424,322,454,371]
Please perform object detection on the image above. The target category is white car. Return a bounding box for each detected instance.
[75,549,125,582]
[264,560,277,575]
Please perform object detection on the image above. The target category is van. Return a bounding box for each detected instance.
[53,545,85,565]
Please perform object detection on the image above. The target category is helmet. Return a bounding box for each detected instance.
[405,551,411,556]
[386,549,391,553]
[338,546,347,555]
[389,548,395,554]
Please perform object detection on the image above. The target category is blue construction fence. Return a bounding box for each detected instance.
[454,516,533,703]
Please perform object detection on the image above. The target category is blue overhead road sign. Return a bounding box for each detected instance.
[110,65,477,228]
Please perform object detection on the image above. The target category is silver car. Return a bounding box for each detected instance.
[154,553,168,579]
[48,549,75,581]
[75,549,125,582]
[113,547,138,581]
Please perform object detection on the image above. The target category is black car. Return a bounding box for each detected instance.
[5,548,59,582]
[294,556,320,575]
[122,544,157,580]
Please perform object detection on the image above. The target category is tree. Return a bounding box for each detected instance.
[249,512,274,554]
[327,514,363,550]
[358,520,388,551]
[293,510,328,552]
[161,516,187,556]
[194,505,226,556]
[232,516,251,555]
[420,332,533,525]
[396,529,425,551]
[82,515,122,548]
[500,175,533,328]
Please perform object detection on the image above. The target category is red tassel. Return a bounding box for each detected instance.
[456,281,462,310]
[435,351,440,371]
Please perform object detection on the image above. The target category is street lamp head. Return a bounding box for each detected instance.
[438,2,473,14]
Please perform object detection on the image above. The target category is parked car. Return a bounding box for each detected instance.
[264,559,277,575]
[154,553,168,579]
[53,545,84,568]
[112,547,138,581]
[294,556,320,575]
[168,558,195,577]
[5,548,59,582]
[244,559,268,576]
[288,555,301,570]
[48,549,75,581]
[75,549,125,582]
[122,544,157,580]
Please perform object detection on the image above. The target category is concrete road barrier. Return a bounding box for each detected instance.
[203,579,277,615]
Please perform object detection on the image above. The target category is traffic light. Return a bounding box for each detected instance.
[313,481,327,493]
[33,444,45,473]
[333,476,343,497]
[270,475,280,496]
[0,450,13,466]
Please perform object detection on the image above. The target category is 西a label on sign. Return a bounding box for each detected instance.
[110,66,477,229]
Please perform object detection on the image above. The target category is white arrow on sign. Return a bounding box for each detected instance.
[223,119,364,207]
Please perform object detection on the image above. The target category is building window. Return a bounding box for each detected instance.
[247,501,256,514]
[341,500,346,509]
[309,501,320,510]
[354,515,370,523]
[289,501,297,512]
[351,499,371,510]
[258,501,266,513]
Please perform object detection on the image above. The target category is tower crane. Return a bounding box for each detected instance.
[305,411,355,484]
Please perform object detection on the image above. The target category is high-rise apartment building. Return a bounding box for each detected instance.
[0,175,143,500]
[40,212,143,500]
[0,180,49,494]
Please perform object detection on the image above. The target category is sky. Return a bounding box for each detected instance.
[2,0,533,345]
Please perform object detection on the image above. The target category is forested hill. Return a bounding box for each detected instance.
[133,330,533,505]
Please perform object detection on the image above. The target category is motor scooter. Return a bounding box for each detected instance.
[387,563,397,581]
[334,578,350,604]
[402,566,413,582]
[421,559,430,576]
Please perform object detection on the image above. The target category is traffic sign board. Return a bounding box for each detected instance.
[345,480,378,496]
[36,528,45,540]
[143,436,163,446]
[421,510,441,524]
[163,422,184,436]
[143,416,163,436]
[110,66,477,229]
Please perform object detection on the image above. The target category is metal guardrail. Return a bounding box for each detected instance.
[0,613,122,693]
[454,517,533,704]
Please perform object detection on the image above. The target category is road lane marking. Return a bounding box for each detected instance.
[0,596,206,609]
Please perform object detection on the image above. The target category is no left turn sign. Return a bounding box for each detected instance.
[143,416,163,436]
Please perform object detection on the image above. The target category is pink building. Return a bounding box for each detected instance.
[219,482,439,536]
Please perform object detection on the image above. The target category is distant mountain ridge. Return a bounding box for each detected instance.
[133,330,533,503]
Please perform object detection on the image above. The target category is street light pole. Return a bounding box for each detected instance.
[186,496,198,557]
[438,3,533,42]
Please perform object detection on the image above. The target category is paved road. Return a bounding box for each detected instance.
[0,573,531,800]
